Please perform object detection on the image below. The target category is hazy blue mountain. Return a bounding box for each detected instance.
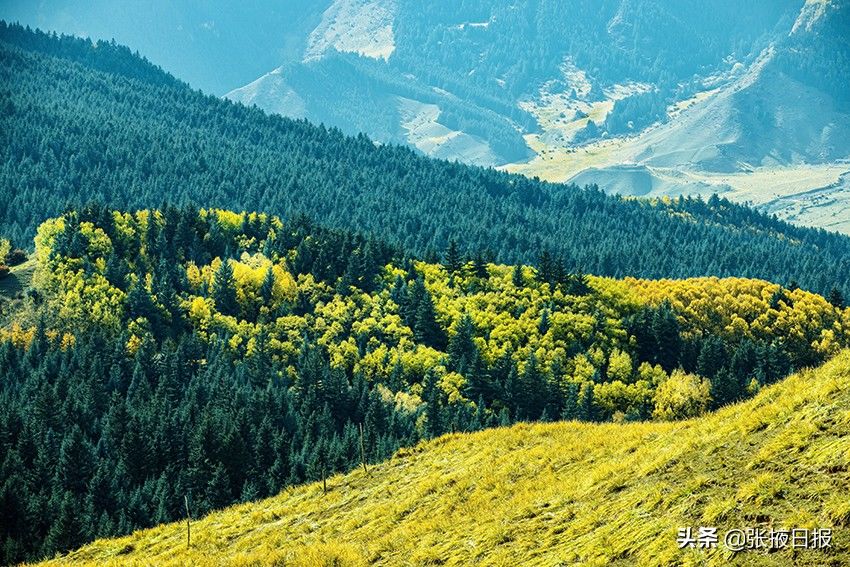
[223,0,802,165]
[0,0,330,94]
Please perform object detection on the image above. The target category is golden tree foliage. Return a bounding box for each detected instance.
[27,209,850,422]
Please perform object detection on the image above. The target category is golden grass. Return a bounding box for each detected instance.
[36,352,850,566]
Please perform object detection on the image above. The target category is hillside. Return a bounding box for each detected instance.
[37,350,850,566]
[222,0,849,232]
[516,0,850,233]
[5,2,848,231]
[2,23,850,301]
[1,206,847,563]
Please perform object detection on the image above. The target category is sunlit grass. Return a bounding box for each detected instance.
[36,352,850,566]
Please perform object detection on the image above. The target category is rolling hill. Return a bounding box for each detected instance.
[2,205,847,564]
[2,22,850,301]
[36,350,850,566]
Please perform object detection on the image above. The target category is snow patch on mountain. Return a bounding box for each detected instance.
[305,0,397,62]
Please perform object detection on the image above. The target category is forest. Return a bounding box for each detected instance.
[1,206,847,563]
[2,21,850,566]
[2,22,850,300]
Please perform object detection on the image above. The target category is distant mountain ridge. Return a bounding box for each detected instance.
[224,0,850,232]
[3,22,850,300]
[4,1,847,231]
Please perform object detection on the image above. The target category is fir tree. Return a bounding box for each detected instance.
[443,239,463,275]
[212,259,239,317]
[828,287,845,309]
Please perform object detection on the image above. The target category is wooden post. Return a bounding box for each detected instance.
[184,494,191,548]
[322,464,327,494]
[359,422,368,474]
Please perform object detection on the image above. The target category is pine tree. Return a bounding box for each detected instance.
[652,302,681,373]
[206,462,232,510]
[828,287,845,309]
[711,367,741,408]
[512,264,525,288]
[413,282,446,350]
[472,252,489,280]
[697,336,726,379]
[212,259,239,317]
[424,374,443,439]
[537,250,554,284]
[443,239,463,274]
[43,491,84,556]
[560,382,580,420]
[57,425,94,496]
[577,382,596,421]
[260,267,275,304]
[448,314,477,373]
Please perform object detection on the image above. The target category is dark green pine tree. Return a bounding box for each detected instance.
[212,259,239,317]
[412,281,446,350]
[104,252,128,290]
[538,309,551,335]
[512,264,525,288]
[560,382,580,420]
[536,250,554,284]
[577,382,596,422]
[424,374,444,439]
[447,314,477,373]
[205,462,232,511]
[652,302,681,373]
[57,425,95,496]
[260,267,275,305]
[472,252,489,280]
[443,239,463,275]
[828,287,845,309]
[517,354,547,420]
[43,491,84,557]
[125,277,158,324]
[711,367,742,409]
[697,336,726,379]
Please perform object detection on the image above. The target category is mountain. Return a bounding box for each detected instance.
[0,0,329,95]
[221,0,850,232]
[35,350,850,566]
[3,22,850,301]
[2,8,848,567]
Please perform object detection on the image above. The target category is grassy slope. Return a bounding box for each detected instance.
[38,353,850,567]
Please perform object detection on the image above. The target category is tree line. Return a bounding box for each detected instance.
[1,22,850,300]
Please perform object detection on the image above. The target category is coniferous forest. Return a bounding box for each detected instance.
[1,22,850,298]
[1,22,850,566]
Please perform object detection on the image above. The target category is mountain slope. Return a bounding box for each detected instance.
[521,0,850,234]
[223,0,850,232]
[39,351,850,566]
[225,0,801,167]
[3,23,850,299]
